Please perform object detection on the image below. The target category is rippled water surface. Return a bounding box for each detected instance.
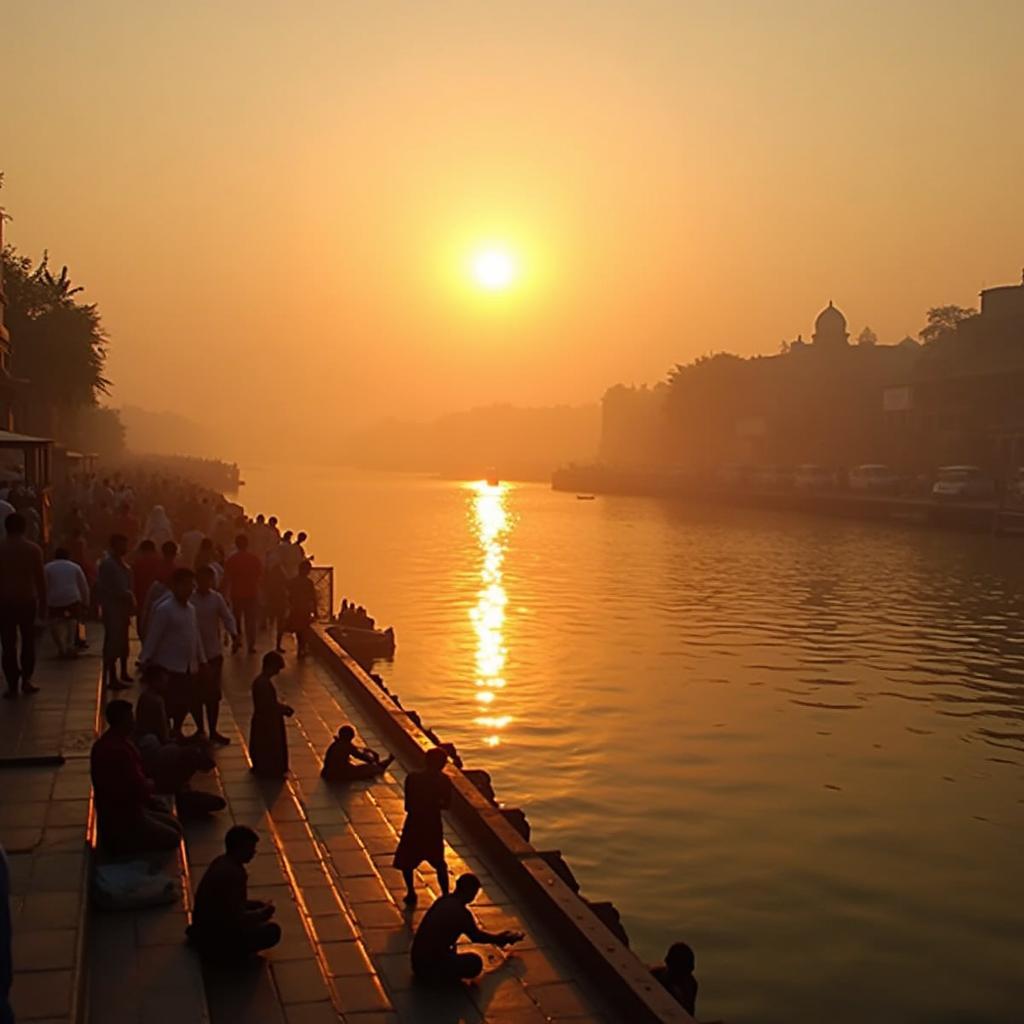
[242,466,1024,1023]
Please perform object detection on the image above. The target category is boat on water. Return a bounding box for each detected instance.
[576,494,596,500]
[327,623,396,658]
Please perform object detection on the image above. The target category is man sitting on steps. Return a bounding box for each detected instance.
[187,825,281,962]
[90,699,182,856]
[410,873,523,985]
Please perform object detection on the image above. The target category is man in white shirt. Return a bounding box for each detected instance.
[140,568,204,740]
[44,548,91,658]
[190,565,237,746]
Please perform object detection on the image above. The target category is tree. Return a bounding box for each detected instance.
[918,305,976,346]
[1,247,110,437]
[856,326,878,347]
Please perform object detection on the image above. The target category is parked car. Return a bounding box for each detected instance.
[931,465,996,500]
[794,464,835,491]
[849,464,901,494]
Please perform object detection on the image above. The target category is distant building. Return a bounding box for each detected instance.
[810,301,850,349]
[0,214,16,430]
[902,272,1024,470]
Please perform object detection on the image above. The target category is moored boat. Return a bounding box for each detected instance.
[327,623,396,658]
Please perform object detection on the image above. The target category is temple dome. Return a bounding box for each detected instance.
[812,300,849,347]
[815,300,847,333]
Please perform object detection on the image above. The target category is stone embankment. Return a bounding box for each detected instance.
[312,626,692,1024]
[553,464,1024,535]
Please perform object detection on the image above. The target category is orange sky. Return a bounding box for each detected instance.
[3,2,1023,458]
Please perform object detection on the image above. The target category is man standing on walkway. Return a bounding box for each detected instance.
[0,513,47,699]
[191,565,237,745]
[44,548,90,658]
[96,534,136,691]
[224,534,262,654]
[140,568,204,740]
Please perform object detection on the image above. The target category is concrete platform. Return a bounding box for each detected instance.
[1,626,100,1023]
[4,625,684,1022]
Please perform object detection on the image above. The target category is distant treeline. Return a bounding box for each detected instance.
[337,403,600,481]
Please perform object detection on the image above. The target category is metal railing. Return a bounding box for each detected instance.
[310,565,334,622]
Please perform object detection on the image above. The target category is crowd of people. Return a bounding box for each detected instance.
[0,470,321,700]
[0,469,701,1014]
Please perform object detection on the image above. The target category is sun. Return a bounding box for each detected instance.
[470,246,518,291]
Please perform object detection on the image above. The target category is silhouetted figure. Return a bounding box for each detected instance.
[321,725,394,782]
[394,747,453,905]
[0,512,46,698]
[410,873,523,985]
[191,565,237,744]
[90,699,182,855]
[224,534,262,653]
[286,560,318,657]
[249,651,291,777]
[131,539,162,634]
[264,561,289,653]
[651,942,699,1017]
[187,825,280,962]
[139,568,203,739]
[96,533,136,690]
[143,504,174,547]
[44,547,89,658]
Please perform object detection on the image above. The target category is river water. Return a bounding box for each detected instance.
[241,465,1024,1024]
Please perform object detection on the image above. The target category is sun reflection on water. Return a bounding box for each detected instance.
[469,480,511,748]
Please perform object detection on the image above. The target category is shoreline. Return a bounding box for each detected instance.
[553,464,1024,536]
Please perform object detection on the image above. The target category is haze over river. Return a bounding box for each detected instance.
[243,466,1024,1024]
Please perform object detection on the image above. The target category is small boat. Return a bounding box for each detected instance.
[327,623,396,658]
[576,494,596,501]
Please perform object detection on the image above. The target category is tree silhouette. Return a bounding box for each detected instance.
[919,305,976,346]
[1,246,110,436]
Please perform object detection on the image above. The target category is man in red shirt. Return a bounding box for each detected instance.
[89,699,182,855]
[224,534,263,653]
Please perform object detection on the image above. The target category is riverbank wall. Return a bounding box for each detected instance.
[553,465,1024,536]
[310,625,693,1024]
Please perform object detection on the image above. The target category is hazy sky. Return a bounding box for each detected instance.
[3,1,1023,456]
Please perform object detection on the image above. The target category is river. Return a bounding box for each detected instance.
[241,465,1024,1024]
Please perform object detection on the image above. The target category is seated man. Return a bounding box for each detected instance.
[90,699,182,856]
[321,725,394,782]
[651,941,699,1017]
[134,671,223,818]
[187,825,280,962]
[410,873,523,985]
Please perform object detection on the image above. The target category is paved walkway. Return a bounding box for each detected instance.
[4,628,611,1023]
[1,626,100,1023]
[192,646,609,1023]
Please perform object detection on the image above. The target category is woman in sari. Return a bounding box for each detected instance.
[249,651,291,777]
[144,505,174,547]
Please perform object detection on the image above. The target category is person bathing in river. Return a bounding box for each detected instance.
[249,651,292,777]
[394,746,453,906]
[651,941,699,1017]
[321,725,394,782]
